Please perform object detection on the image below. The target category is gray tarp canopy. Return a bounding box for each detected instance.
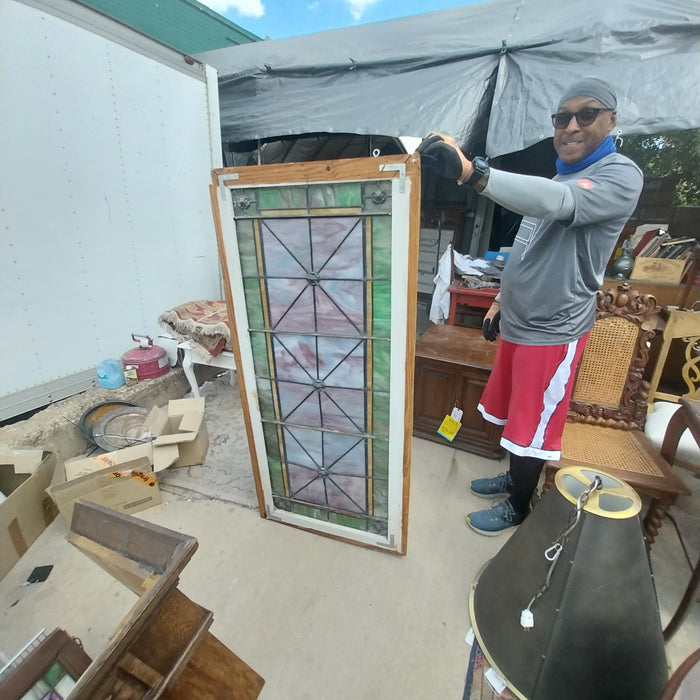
[197,0,700,158]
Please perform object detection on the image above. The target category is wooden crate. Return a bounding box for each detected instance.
[631,257,687,285]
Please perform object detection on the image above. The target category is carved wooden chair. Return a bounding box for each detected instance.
[543,283,690,545]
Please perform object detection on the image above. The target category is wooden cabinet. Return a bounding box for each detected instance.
[413,324,504,458]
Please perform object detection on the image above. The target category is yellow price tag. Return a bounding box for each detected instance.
[437,415,462,442]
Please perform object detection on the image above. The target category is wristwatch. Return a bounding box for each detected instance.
[465,156,490,190]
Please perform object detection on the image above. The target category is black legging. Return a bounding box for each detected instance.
[508,453,545,516]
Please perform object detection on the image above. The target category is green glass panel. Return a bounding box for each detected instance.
[362,180,392,214]
[249,331,270,377]
[308,184,333,209]
[372,281,391,338]
[334,182,362,207]
[262,422,280,459]
[372,436,389,518]
[291,502,329,520]
[243,278,265,329]
[335,182,362,207]
[258,186,307,211]
[368,518,388,536]
[273,496,292,512]
[235,218,259,277]
[43,661,66,686]
[263,423,285,494]
[373,439,389,479]
[308,182,362,209]
[328,511,367,530]
[232,187,260,218]
[372,393,391,438]
[267,455,285,495]
[256,378,275,420]
[372,340,391,393]
[371,216,392,280]
[372,480,388,518]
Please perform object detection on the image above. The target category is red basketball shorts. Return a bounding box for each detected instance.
[477,333,589,460]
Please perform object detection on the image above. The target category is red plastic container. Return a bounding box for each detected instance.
[122,334,169,380]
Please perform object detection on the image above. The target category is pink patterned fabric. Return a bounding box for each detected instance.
[158,300,231,356]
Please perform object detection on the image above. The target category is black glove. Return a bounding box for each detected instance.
[416,134,467,181]
[482,310,501,342]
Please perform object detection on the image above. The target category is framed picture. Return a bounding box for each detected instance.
[210,155,421,553]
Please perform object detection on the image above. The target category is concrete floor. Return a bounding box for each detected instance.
[1,370,699,699]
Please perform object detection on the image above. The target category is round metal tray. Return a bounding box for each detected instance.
[91,406,154,452]
[78,400,139,445]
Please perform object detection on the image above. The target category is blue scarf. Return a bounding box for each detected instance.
[555,135,616,175]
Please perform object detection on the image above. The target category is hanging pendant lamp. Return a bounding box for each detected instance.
[470,466,668,700]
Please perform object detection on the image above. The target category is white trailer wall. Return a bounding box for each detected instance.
[0,0,223,420]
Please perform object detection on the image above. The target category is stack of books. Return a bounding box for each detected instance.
[634,229,697,261]
[656,237,697,261]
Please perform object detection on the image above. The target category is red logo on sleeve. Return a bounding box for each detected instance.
[578,179,594,189]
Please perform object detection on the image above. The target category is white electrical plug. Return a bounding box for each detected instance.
[520,609,534,630]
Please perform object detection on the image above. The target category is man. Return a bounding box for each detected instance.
[418,77,643,535]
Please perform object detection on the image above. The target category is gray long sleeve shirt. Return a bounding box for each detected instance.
[482,152,643,345]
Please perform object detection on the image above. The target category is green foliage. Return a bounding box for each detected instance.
[621,128,700,206]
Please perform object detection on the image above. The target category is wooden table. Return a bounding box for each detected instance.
[447,285,499,325]
[413,324,504,458]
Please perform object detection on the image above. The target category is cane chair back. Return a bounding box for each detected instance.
[571,316,644,422]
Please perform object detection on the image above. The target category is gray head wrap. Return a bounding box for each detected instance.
[558,77,617,110]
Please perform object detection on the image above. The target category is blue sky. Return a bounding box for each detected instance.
[200,0,480,40]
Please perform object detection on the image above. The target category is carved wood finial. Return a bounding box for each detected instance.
[597,282,659,324]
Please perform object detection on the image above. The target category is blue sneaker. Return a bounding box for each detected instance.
[466,500,524,536]
[469,472,512,499]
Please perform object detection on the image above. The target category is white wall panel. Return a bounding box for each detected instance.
[0,0,223,419]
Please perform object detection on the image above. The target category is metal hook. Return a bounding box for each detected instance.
[614,129,624,149]
[545,542,562,562]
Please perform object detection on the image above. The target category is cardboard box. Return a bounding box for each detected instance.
[150,397,209,472]
[48,457,161,525]
[631,257,687,284]
[64,444,153,481]
[63,398,209,480]
[0,449,58,581]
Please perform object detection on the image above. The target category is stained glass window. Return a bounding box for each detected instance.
[215,156,418,552]
[232,181,393,536]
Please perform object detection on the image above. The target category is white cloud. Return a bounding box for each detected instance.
[345,0,380,21]
[200,0,265,19]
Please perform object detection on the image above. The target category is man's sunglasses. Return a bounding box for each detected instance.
[551,108,615,129]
